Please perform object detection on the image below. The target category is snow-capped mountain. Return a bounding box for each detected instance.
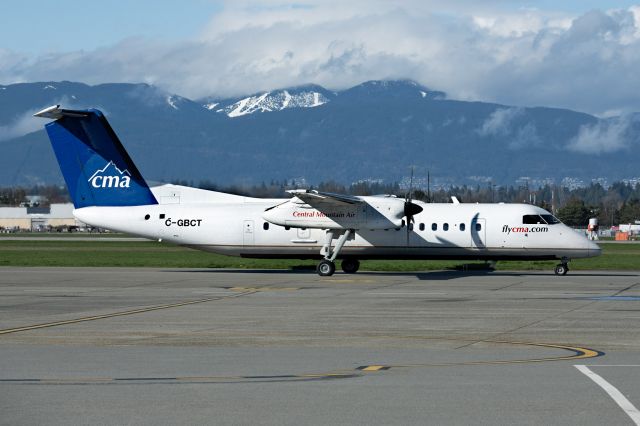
[338,80,445,101]
[166,94,190,110]
[200,85,335,117]
[2,79,639,187]
[199,81,444,118]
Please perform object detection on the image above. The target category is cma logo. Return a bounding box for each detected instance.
[88,161,131,188]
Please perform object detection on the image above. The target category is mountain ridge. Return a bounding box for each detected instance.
[0,79,638,188]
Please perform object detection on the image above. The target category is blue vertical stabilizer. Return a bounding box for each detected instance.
[36,106,158,208]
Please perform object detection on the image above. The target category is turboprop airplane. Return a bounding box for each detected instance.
[34,105,601,276]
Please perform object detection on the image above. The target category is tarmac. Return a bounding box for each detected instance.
[1,267,640,425]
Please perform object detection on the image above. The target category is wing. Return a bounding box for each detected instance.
[286,189,364,207]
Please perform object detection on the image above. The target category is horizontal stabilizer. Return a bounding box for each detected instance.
[34,105,91,120]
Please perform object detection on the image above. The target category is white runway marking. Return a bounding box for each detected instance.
[368,292,448,295]
[582,365,640,367]
[575,365,640,425]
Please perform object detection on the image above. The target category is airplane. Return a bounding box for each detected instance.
[34,105,601,276]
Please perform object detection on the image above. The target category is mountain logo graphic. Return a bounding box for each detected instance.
[88,161,132,189]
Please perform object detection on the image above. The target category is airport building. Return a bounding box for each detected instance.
[0,203,79,231]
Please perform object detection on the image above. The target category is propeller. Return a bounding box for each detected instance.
[404,168,423,245]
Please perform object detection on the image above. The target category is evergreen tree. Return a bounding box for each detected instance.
[618,199,640,224]
[556,198,591,226]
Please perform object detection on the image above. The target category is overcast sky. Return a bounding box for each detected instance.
[1,0,640,116]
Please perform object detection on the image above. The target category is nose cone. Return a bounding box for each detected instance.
[588,240,602,257]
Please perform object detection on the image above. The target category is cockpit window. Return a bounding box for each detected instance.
[523,215,544,224]
[540,214,560,225]
[523,214,561,225]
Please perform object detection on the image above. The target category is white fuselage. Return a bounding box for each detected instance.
[72,184,600,261]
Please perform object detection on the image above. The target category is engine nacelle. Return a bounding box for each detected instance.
[262,196,406,230]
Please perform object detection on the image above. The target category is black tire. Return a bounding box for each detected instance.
[341,259,360,274]
[317,260,336,277]
[554,264,568,276]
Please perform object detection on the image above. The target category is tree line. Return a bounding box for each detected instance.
[2,180,639,227]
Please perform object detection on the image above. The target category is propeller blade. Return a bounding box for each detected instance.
[409,167,414,203]
[404,167,417,246]
[407,221,410,245]
[404,199,422,246]
[404,201,423,217]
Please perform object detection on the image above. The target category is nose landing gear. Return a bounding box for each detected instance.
[554,258,570,276]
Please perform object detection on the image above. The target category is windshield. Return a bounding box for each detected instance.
[540,214,561,225]
[523,214,561,225]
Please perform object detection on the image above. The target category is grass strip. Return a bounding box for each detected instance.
[0,240,637,271]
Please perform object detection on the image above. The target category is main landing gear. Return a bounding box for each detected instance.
[317,258,361,276]
[554,258,570,276]
[317,259,336,276]
[341,258,360,274]
[316,229,357,277]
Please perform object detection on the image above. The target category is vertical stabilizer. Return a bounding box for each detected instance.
[35,105,157,208]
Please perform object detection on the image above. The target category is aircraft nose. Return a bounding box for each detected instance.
[588,240,602,257]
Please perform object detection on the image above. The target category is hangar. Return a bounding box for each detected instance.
[0,203,79,231]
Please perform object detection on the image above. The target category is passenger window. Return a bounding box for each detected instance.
[460,223,465,231]
[432,223,437,231]
[443,223,449,231]
[475,223,482,231]
[419,223,425,231]
[263,222,269,230]
[285,226,290,230]
[523,215,543,224]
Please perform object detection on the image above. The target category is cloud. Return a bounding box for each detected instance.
[0,109,44,142]
[477,107,541,149]
[1,2,640,115]
[0,95,85,142]
[478,108,524,136]
[567,115,639,154]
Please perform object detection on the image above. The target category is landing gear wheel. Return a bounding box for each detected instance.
[341,259,360,274]
[554,263,569,276]
[317,259,336,277]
